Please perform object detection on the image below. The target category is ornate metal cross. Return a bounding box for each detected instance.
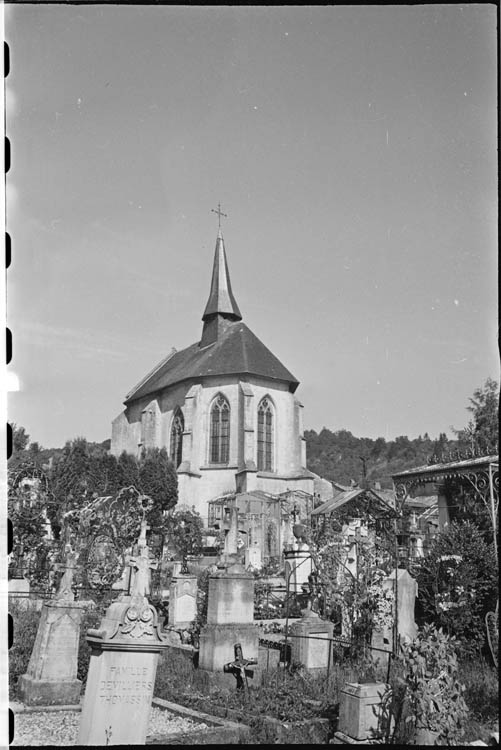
[223,643,257,696]
[211,202,227,228]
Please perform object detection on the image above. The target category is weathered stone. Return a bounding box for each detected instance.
[382,568,418,645]
[18,601,84,706]
[338,682,390,741]
[284,545,312,593]
[168,575,197,629]
[206,570,254,625]
[198,623,259,673]
[78,529,169,746]
[290,606,334,672]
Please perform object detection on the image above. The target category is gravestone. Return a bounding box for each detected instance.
[244,541,261,570]
[168,573,198,629]
[336,682,390,742]
[283,523,312,594]
[18,544,84,706]
[290,604,334,673]
[77,519,168,746]
[198,507,258,681]
[383,568,418,645]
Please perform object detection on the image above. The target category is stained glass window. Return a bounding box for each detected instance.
[170,409,184,468]
[210,394,230,464]
[257,397,274,471]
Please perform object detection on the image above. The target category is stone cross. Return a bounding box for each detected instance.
[224,505,239,560]
[54,543,78,602]
[223,643,257,694]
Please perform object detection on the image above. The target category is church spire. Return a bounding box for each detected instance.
[202,230,242,322]
[200,226,242,347]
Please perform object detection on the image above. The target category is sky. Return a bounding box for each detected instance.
[4,3,498,449]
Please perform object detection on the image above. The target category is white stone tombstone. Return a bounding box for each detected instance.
[382,568,418,645]
[168,575,198,628]
[290,606,334,672]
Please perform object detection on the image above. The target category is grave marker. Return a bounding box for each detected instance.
[77,517,168,745]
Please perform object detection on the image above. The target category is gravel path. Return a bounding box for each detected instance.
[12,707,208,746]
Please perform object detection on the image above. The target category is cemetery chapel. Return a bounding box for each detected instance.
[111,218,324,523]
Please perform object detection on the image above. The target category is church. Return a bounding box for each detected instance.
[111,221,331,524]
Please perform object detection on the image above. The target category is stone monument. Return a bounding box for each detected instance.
[383,568,418,646]
[77,518,168,746]
[18,543,84,706]
[168,568,198,630]
[283,522,312,594]
[244,539,262,570]
[198,507,259,682]
[289,584,334,673]
[334,682,390,743]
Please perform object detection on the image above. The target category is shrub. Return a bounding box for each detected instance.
[8,599,41,698]
[416,521,497,657]
[400,624,468,745]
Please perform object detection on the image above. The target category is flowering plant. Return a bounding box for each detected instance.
[400,624,468,743]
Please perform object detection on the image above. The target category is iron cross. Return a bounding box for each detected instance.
[211,202,227,228]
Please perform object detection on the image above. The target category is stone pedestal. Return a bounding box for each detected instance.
[284,544,312,593]
[77,593,168,745]
[198,565,258,673]
[168,574,197,629]
[290,606,334,672]
[338,682,389,741]
[18,601,84,706]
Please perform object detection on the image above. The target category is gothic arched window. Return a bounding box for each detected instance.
[210,394,230,464]
[257,397,274,471]
[170,409,184,468]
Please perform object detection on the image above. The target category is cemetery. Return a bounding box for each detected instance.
[8,441,499,746]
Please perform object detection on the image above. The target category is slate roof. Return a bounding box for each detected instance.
[125,321,299,404]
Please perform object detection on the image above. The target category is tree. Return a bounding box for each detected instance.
[416,521,498,657]
[138,448,178,519]
[453,378,499,452]
[163,505,203,562]
[11,423,30,453]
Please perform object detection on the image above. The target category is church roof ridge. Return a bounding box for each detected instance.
[124,321,299,405]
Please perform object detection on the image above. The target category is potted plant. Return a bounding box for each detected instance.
[400,623,468,745]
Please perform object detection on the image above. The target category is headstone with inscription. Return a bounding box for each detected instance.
[18,545,84,706]
[289,603,334,673]
[77,520,168,746]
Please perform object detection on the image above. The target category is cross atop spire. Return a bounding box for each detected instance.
[211,202,227,229]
